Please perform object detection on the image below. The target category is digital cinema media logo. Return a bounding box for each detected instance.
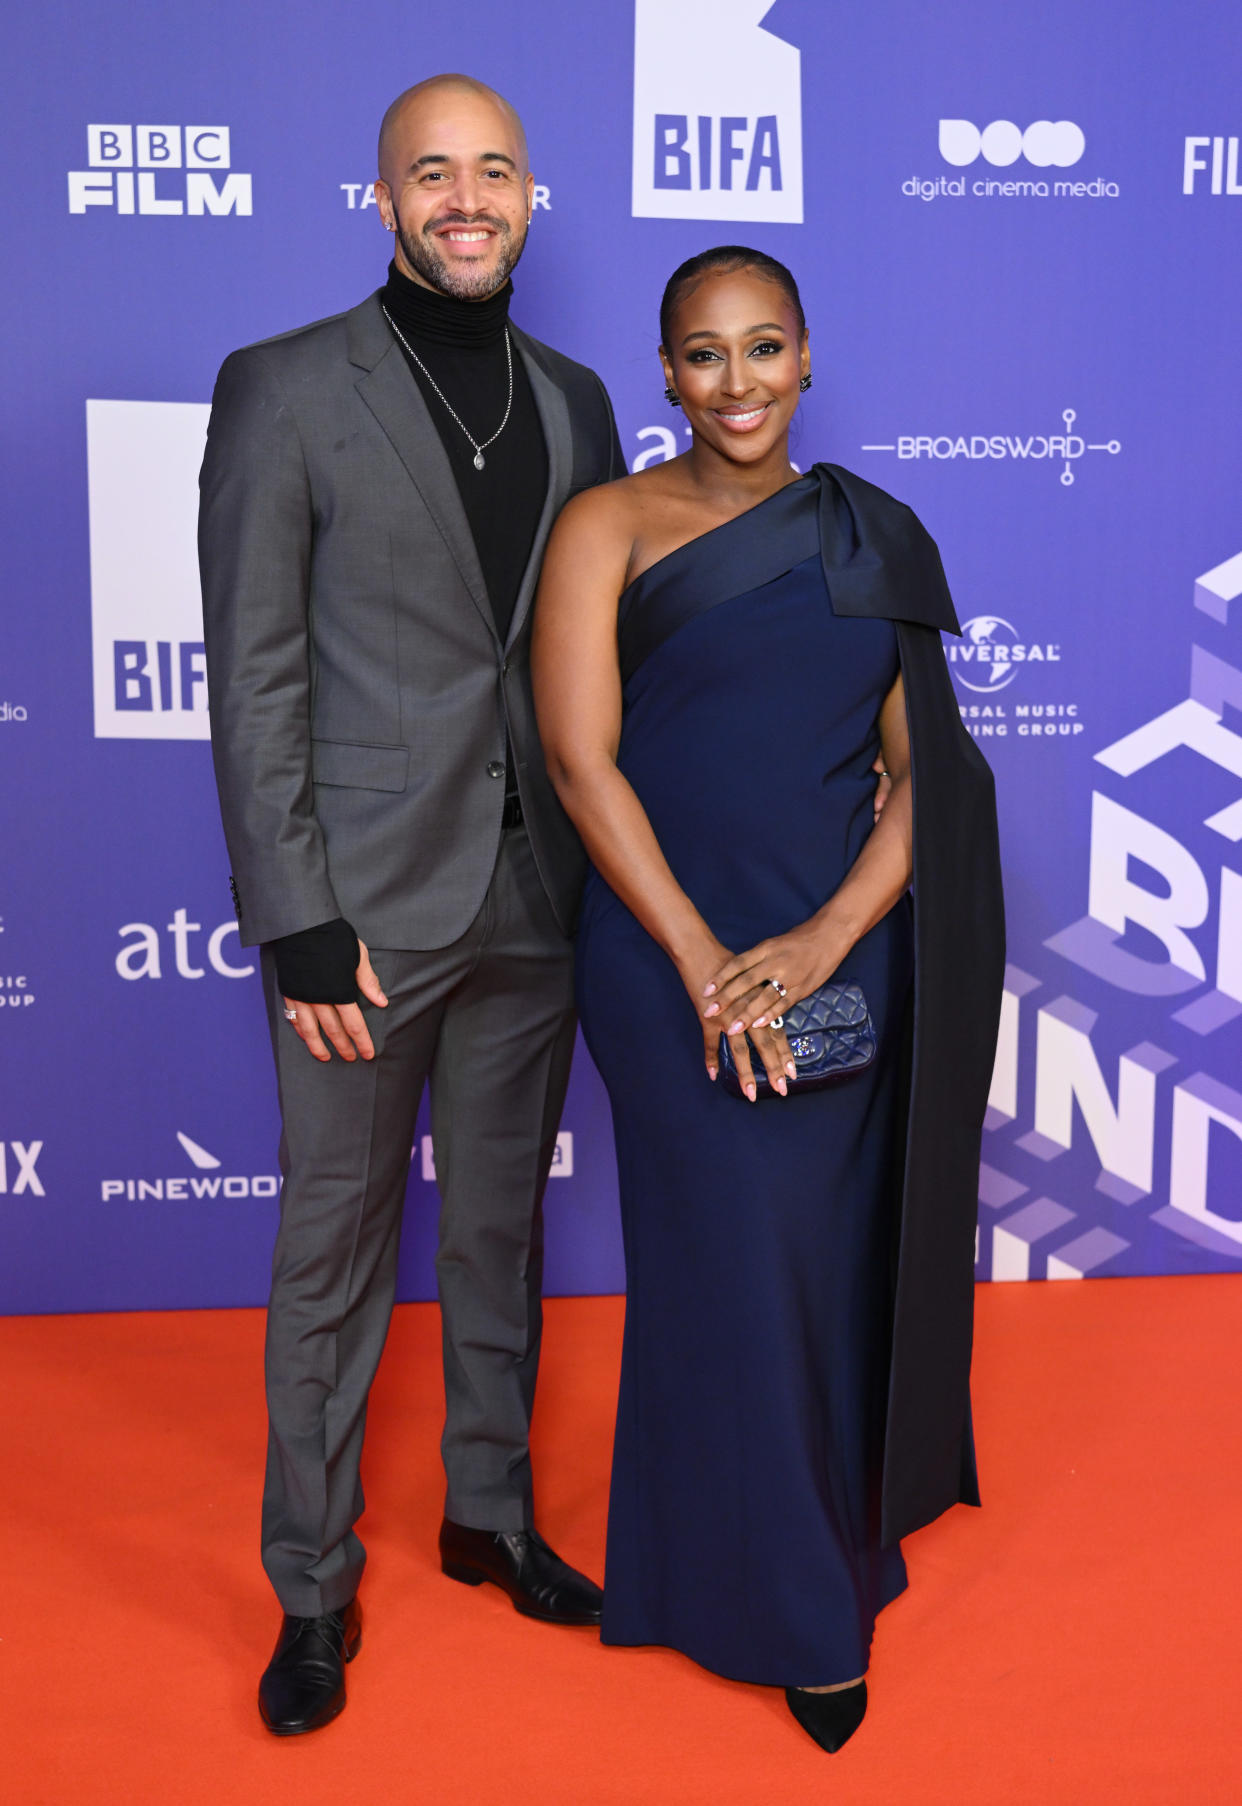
[87,399,212,740]
[904,117,1118,202]
[631,0,802,223]
[68,125,252,216]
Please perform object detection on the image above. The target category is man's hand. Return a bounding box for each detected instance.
[283,940,388,1062]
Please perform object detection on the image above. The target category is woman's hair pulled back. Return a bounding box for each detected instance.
[659,245,806,349]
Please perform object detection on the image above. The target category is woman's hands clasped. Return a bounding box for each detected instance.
[699,922,847,1098]
[678,937,799,1102]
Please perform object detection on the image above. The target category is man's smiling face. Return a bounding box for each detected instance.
[375,79,535,302]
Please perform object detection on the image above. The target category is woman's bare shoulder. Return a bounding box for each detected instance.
[560,461,689,524]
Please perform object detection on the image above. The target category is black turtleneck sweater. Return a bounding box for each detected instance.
[271,266,549,1005]
[382,262,548,644]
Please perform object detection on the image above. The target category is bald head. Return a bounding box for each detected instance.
[373,73,535,302]
[378,74,529,181]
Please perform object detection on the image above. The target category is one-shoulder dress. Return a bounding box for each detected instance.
[576,474,915,1687]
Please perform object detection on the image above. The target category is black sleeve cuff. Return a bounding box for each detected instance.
[271,918,360,1004]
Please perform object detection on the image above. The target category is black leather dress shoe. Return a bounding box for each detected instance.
[258,1597,362,1736]
[785,1679,867,1752]
[439,1518,603,1625]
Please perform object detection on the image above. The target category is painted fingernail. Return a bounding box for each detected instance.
[728,1020,745,1035]
[704,1002,720,1017]
[707,1066,718,1081]
[745,1083,757,1102]
[786,1061,797,1077]
[776,1077,787,1096]
[753,1016,767,1028]
[704,982,717,996]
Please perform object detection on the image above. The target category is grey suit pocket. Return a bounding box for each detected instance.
[311,739,409,791]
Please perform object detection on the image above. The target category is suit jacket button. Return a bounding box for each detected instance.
[487,761,506,779]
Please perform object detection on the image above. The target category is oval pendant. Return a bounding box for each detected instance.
[473,450,485,471]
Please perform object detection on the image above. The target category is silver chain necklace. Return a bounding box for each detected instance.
[382,304,513,471]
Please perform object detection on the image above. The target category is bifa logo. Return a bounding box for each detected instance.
[939,120,1085,169]
[87,400,212,740]
[101,1131,280,1203]
[68,126,253,216]
[0,1140,44,1197]
[418,1132,574,1182]
[631,0,802,223]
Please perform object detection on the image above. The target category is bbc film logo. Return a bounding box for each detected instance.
[87,400,212,740]
[1183,136,1242,195]
[632,0,803,223]
[68,126,253,216]
[904,118,1119,203]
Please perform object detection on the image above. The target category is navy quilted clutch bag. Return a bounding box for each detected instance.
[718,979,876,1098]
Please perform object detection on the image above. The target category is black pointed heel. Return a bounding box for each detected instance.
[784,1679,867,1753]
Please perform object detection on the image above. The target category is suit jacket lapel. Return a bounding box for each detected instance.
[346,292,495,640]
[505,328,574,652]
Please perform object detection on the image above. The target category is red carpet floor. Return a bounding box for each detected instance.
[3,1276,1241,1804]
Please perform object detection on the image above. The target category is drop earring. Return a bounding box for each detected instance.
[664,385,681,408]
[799,372,813,392]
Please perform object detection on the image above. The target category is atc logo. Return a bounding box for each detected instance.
[115,908,253,981]
[68,126,252,217]
[939,120,1085,169]
[101,1131,280,1203]
[632,0,802,223]
[87,400,211,740]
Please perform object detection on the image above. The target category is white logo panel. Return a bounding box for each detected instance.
[88,400,211,740]
[632,0,802,222]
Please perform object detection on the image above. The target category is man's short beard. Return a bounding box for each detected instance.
[396,210,527,301]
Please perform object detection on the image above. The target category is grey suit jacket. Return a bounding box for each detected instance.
[198,290,624,949]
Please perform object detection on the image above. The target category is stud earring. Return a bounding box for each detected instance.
[664,385,681,408]
[799,372,813,392]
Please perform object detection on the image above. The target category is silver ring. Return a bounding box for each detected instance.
[766,978,788,999]
[879,767,890,777]
[284,1008,298,1022]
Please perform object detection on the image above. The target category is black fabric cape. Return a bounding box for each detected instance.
[814,463,1005,1543]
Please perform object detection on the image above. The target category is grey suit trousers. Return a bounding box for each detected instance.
[259,826,575,1616]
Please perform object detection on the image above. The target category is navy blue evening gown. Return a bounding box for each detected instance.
[576,475,913,1687]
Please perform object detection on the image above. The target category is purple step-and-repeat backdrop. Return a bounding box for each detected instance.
[3,0,1242,1313]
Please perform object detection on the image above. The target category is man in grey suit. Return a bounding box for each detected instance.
[199,73,622,1735]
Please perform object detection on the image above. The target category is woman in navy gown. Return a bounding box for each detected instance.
[532,249,1003,1752]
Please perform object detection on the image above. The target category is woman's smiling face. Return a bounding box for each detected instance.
[661,266,809,466]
